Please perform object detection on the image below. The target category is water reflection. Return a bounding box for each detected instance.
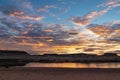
[25,63,120,68]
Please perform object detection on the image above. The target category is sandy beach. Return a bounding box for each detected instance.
[0,67,120,80]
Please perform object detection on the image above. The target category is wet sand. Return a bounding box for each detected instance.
[0,67,120,80]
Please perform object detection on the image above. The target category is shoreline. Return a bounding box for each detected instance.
[0,67,120,80]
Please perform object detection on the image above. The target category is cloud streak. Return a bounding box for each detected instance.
[70,8,110,26]
[9,11,44,21]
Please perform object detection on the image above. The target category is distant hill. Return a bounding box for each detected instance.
[0,50,30,56]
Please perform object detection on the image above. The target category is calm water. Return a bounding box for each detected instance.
[25,63,120,68]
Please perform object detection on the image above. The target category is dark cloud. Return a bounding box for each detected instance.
[0,15,77,46]
[110,23,120,30]
[108,38,120,42]
[0,5,20,15]
[0,1,43,22]
[70,16,90,26]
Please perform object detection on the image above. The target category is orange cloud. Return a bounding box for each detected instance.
[88,25,112,38]
[46,39,53,42]
[43,29,53,33]
[17,42,45,47]
[9,11,44,21]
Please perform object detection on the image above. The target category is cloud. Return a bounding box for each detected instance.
[70,0,120,27]
[0,1,44,22]
[37,5,56,12]
[69,0,120,47]
[0,0,120,54]
[0,16,74,47]
[0,15,120,54]
[9,11,44,21]
[0,0,33,11]
[98,0,120,8]
[37,4,70,17]
[107,28,120,42]
[87,22,120,44]
[69,8,111,42]
[88,24,112,38]
[70,8,110,26]
[70,17,90,26]
[0,5,20,15]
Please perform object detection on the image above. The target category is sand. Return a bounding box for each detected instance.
[0,67,120,80]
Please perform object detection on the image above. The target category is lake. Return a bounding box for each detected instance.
[25,63,120,68]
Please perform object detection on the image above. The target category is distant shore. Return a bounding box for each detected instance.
[0,67,120,80]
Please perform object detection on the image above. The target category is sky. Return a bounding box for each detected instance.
[0,0,120,55]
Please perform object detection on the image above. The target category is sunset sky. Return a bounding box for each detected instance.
[0,0,120,55]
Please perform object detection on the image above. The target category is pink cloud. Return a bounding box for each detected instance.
[9,11,44,21]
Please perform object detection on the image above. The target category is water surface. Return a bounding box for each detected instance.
[25,63,120,68]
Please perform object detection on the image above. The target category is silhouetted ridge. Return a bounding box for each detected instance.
[0,50,30,56]
[103,53,117,56]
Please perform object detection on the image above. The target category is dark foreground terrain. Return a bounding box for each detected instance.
[1,50,120,68]
[0,67,120,80]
